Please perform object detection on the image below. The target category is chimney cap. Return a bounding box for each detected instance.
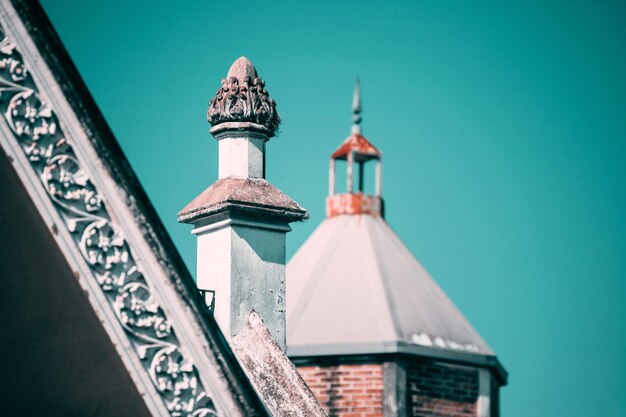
[207,56,280,137]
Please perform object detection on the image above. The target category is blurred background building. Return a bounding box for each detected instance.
[287,83,506,417]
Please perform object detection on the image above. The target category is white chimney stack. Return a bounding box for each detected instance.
[178,57,307,350]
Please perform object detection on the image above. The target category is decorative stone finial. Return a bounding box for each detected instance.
[227,56,258,80]
[207,57,280,137]
[351,78,362,134]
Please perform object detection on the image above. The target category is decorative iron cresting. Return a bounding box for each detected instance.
[0,27,217,417]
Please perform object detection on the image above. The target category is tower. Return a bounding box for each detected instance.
[179,57,308,350]
[286,82,507,416]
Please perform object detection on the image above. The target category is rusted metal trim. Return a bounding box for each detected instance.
[326,193,383,218]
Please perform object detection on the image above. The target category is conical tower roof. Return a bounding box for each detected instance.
[287,214,493,354]
[286,81,505,380]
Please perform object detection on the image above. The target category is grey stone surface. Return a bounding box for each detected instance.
[232,312,327,417]
[178,177,308,224]
[383,360,407,417]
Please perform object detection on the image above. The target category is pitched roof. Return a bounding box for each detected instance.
[287,214,506,380]
[0,2,270,414]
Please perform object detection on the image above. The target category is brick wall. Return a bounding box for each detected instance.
[297,359,482,417]
[297,363,384,417]
[405,359,479,417]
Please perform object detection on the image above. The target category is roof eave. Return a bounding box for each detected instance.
[287,341,508,385]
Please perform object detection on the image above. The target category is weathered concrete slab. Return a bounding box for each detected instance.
[178,177,308,224]
[232,312,327,417]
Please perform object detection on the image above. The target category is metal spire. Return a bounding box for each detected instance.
[351,78,362,134]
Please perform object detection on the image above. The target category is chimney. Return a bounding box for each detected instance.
[178,57,307,350]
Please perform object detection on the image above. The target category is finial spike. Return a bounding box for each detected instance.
[352,78,362,134]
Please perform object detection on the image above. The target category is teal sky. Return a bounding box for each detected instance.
[40,1,625,416]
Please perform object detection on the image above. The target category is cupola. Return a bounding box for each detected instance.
[327,79,384,218]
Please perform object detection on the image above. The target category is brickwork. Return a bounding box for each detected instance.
[405,359,478,417]
[297,359,482,417]
[297,363,384,417]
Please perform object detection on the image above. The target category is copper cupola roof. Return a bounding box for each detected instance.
[331,79,381,160]
[326,80,384,218]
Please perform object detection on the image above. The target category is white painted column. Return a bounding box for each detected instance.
[383,361,407,417]
[215,129,267,179]
[347,152,354,193]
[193,217,291,350]
[477,369,492,417]
[375,157,382,196]
[185,124,299,350]
[329,159,335,196]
